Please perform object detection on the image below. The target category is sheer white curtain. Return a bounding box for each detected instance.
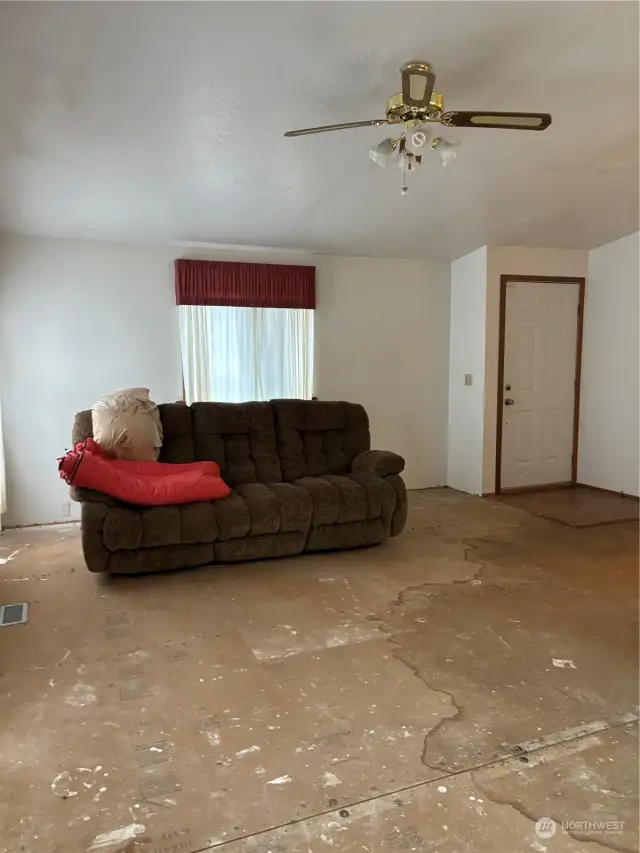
[179,306,314,404]
[0,391,6,532]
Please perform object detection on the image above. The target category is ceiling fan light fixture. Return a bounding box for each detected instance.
[406,124,430,154]
[431,137,459,167]
[396,151,410,171]
[369,137,396,167]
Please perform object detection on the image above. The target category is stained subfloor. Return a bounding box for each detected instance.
[0,489,638,853]
[494,486,640,527]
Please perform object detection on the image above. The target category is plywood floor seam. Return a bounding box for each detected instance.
[182,712,639,853]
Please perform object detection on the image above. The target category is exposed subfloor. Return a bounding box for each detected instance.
[0,489,638,853]
[494,487,639,528]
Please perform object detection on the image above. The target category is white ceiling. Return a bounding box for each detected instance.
[0,2,638,260]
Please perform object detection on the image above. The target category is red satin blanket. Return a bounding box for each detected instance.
[58,438,230,506]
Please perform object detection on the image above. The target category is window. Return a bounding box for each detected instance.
[176,260,315,404]
[179,304,313,403]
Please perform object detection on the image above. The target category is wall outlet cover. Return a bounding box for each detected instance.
[61,502,71,517]
[464,374,473,386]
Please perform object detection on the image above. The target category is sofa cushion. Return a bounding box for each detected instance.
[101,481,314,551]
[141,507,183,548]
[181,502,219,544]
[102,503,218,552]
[272,400,370,481]
[109,543,214,575]
[158,403,195,463]
[214,532,306,563]
[192,402,282,486]
[352,450,405,477]
[217,483,312,540]
[349,472,398,522]
[234,483,313,536]
[103,507,143,551]
[306,519,386,551]
[294,473,396,526]
[72,410,94,447]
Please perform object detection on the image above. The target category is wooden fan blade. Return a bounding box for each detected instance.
[440,111,552,130]
[284,119,389,137]
[401,61,436,108]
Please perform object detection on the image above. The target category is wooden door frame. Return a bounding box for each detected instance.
[495,274,586,495]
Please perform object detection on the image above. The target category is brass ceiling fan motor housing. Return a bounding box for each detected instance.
[385,92,445,126]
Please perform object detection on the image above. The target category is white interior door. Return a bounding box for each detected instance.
[500,280,581,490]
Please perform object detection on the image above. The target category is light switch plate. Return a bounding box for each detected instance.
[464,374,473,386]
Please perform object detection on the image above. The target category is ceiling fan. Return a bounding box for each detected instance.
[284,61,551,194]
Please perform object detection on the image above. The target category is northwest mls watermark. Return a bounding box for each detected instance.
[535,817,625,840]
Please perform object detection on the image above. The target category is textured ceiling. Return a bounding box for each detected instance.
[0,1,638,260]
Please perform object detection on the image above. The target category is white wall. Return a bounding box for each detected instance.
[314,256,450,492]
[483,246,588,494]
[0,235,450,526]
[447,247,487,494]
[578,232,639,496]
[0,237,183,527]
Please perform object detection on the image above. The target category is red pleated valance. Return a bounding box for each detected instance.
[175,259,315,309]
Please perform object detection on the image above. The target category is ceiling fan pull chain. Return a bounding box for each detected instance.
[401,162,408,196]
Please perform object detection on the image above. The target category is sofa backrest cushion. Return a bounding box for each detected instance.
[157,403,195,463]
[74,401,282,487]
[72,410,94,448]
[76,399,370,487]
[191,402,282,486]
[272,400,370,480]
[74,405,190,459]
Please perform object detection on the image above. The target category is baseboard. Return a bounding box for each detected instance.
[495,481,574,496]
[576,483,640,501]
[2,519,81,531]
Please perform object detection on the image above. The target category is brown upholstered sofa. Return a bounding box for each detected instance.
[71,400,407,574]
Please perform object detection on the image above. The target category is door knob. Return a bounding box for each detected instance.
[505,398,515,406]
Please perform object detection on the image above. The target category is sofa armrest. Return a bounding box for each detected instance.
[70,486,120,508]
[351,450,405,477]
